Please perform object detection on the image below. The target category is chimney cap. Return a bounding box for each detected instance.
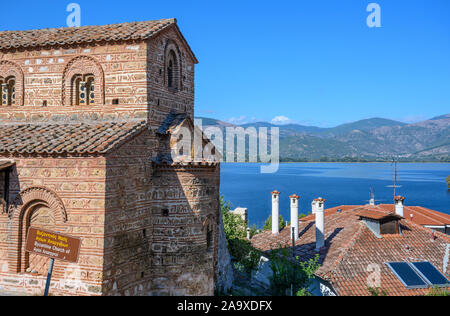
[271,190,281,196]
[394,196,405,202]
[314,197,326,203]
[290,194,300,199]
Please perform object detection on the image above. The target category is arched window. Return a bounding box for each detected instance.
[164,41,182,93]
[0,76,15,106]
[167,50,179,91]
[62,56,104,106]
[0,61,23,106]
[71,74,95,106]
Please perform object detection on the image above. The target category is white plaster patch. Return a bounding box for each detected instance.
[28,67,34,73]
[54,50,62,55]
[41,51,50,56]
[126,45,140,51]
[24,60,30,65]
[1,262,8,272]
[36,59,42,65]
[39,66,49,72]
[106,55,111,61]
[58,58,65,63]
[83,49,91,53]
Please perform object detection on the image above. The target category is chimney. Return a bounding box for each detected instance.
[394,196,405,217]
[314,198,326,251]
[369,193,375,206]
[290,195,300,241]
[311,200,317,215]
[271,191,280,235]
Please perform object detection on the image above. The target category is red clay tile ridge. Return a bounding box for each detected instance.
[0,19,176,50]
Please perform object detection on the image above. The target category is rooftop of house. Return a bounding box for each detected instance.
[0,19,175,50]
[0,121,147,155]
[251,205,450,296]
[300,204,450,227]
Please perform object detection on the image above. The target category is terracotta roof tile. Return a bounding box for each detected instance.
[380,204,450,226]
[251,207,450,296]
[0,121,147,155]
[0,19,176,50]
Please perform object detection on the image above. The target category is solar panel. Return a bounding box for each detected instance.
[410,262,449,288]
[386,262,428,289]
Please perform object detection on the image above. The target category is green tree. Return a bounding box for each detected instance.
[221,196,261,275]
[268,247,320,296]
[263,215,286,231]
[368,287,388,296]
[426,287,450,296]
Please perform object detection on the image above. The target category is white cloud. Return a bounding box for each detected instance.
[227,116,249,125]
[271,116,297,125]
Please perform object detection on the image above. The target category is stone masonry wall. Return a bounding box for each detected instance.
[102,128,220,296]
[147,164,220,296]
[0,27,196,129]
[0,156,106,296]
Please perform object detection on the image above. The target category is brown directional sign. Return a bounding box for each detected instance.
[25,227,81,263]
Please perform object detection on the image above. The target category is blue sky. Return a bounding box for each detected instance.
[1,0,449,127]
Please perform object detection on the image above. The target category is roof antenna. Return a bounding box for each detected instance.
[388,157,402,201]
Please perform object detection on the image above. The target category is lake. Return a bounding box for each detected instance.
[220,163,450,228]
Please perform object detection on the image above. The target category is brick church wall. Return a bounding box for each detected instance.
[102,129,220,296]
[0,21,220,296]
[0,27,196,129]
[0,156,107,296]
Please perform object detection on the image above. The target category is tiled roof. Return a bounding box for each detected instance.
[356,207,402,220]
[380,204,450,227]
[0,19,176,50]
[0,121,147,155]
[251,206,450,296]
[157,112,188,135]
[301,204,450,227]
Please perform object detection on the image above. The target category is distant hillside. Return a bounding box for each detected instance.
[195,115,450,162]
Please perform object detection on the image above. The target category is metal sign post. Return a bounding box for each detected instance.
[25,227,81,296]
[44,258,55,297]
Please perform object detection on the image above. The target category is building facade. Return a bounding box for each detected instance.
[0,19,220,296]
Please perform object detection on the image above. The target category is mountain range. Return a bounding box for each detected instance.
[195,114,450,162]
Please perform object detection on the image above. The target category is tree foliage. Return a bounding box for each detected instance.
[263,215,286,231]
[268,247,320,296]
[221,196,261,274]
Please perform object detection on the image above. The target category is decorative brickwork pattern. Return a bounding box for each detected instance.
[0,19,219,296]
[62,56,105,106]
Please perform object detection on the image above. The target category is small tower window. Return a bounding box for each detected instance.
[166,50,179,92]
[72,74,96,106]
[0,76,16,106]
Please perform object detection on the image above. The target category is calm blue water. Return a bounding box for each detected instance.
[220,163,450,228]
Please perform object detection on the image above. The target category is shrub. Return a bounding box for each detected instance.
[426,287,450,296]
[221,196,261,275]
[263,215,286,231]
[268,247,320,296]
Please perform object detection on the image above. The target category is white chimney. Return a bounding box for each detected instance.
[369,189,375,206]
[395,196,405,217]
[271,191,280,235]
[290,195,300,241]
[314,198,326,251]
[311,201,317,215]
